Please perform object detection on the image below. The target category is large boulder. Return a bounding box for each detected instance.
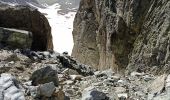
[0,27,32,49]
[81,86,109,100]
[72,0,170,73]
[0,4,53,51]
[30,65,59,86]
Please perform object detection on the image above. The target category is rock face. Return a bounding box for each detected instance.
[0,4,53,51]
[72,0,170,72]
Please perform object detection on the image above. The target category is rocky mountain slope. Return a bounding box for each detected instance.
[0,0,170,100]
[72,0,170,74]
[0,0,45,8]
[0,49,170,100]
[0,3,53,51]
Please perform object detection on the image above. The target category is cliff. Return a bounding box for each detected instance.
[0,4,53,51]
[72,0,170,73]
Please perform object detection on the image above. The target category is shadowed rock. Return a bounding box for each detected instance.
[0,4,53,51]
[0,27,32,49]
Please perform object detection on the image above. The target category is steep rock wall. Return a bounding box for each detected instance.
[0,5,53,51]
[72,0,170,73]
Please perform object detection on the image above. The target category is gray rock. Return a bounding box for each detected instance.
[26,82,56,98]
[166,74,170,88]
[81,86,109,100]
[0,73,25,100]
[30,65,59,86]
[117,93,128,100]
[39,82,56,97]
[95,69,114,78]
[147,74,167,100]
[114,87,126,93]
[130,72,145,77]
[0,27,32,49]
[148,74,167,94]
[57,55,94,76]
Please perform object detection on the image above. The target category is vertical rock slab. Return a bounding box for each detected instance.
[72,0,99,68]
[72,0,170,73]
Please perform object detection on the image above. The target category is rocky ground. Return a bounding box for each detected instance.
[0,49,170,100]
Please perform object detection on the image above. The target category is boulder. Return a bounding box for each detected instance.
[147,74,167,99]
[57,54,94,76]
[0,73,25,100]
[53,87,67,100]
[0,27,32,49]
[0,4,53,51]
[81,86,109,100]
[30,65,59,86]
[27,82,56,98]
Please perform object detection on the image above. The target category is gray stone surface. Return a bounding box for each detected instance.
[0,73,25,100]
[72,0,170,74]
[81,86,109,100]
[30,65,59,86]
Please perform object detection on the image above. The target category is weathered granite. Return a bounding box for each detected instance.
[72,0,170,73]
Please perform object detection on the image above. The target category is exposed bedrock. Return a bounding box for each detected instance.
[0,5,53,51]
[72,0,170,73]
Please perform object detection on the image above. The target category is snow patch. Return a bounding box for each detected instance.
[38,3,75,54]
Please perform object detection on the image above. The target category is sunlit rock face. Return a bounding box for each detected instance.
[72,0,170,73]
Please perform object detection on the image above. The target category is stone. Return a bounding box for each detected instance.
[0,27,32,49]
[130,72,145,77]
[26,82,56,98]
[95,69,114,78]
[30,65,59,86]
[64,80,74,85]
[57,55,94,76]
[81,86,109,100]
[70,75,83,81]
[166,74,170,88]
[62,68,79,75]
[0,73,25,100]
[114,87,126,93]
[0,4,53,51]
[53,87,66,100]
[39,82,56,97]
[148,74,167,94]
[143,75,154,82]
[65,89,74,96]
[117,93,128,100]
[0,63,11,74]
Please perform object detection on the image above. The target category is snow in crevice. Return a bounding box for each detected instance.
[38,3,75,55]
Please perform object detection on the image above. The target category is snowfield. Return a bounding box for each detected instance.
[38,3,76,54]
